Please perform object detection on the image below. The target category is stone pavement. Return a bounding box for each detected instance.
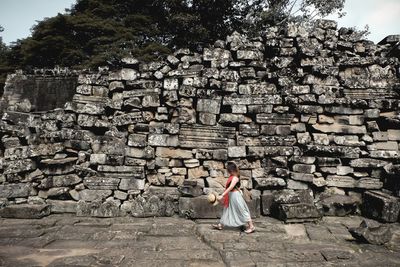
[0,215,399,267]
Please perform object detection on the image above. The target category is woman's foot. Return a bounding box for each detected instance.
[244,226,255,234]
[212,223,223,230]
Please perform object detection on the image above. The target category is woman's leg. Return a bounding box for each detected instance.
[245,217,255,233]
[212,223,223,230]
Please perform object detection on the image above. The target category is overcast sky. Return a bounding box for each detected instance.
[0,0,399,45]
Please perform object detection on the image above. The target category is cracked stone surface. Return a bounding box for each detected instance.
[0,215,399,267]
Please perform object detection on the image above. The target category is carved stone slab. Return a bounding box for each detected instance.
[343,89,398,99]
[179,124,235,148]
[223,95,282,105]
[122,88,161,98]
[256,113,295,124]
[83,176,120,190]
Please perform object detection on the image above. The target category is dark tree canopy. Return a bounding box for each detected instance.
[4,0,345,70]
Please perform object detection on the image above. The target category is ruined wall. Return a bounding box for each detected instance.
[0,68,78,113]
[0,20,399,221]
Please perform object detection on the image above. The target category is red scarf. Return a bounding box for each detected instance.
[223,175,234,208]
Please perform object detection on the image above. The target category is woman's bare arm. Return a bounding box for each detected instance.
[220,176,239,198]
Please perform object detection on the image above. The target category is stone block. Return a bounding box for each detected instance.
[287,180,309,190]
[119,178,145,191]
[47,200,77,213]
[4,159,36,174]
[84,177,120,190]
[131,195,175,217]
[163,78,178,90]
[290,172,314,182]
[349,219,393,245]
[187,166,209,179]
[254,177,286,189]
[148,134,179,147]
[261,192,274,215]
[197,98,221,114]
[292,164,316,174]
[362,191,400,223]
[125,147,155,159]
[0,204,50,219]
[179,196,222,219]
[228,146,246,158]
[156,147,192,159]
[77,199,120,217]
[326,175,355,188]
[350,158,389,168]
[128,134,147,147]
[312,123,366,134]
[319,195,359,216]
[79,190,113,202]
[0,183,31,198]
[388,129,400,141]
[367,141,398,151]
[199,112,216,125]
[278,203,321,223]
[237,50,263,60]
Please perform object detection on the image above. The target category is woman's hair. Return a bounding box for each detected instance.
[227,161,240,177]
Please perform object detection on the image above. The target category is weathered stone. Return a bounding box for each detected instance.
[228,146,246,158]
[197,98,221,114]
[179,125,235,148]
[148,134,179,147]
[0,183,31,198]
[254,177,286,189]
[312,123,367,134]
[77,199,120,217]
[4,159,36,174]
[306,145,360,158]
[388,129,400,141]
[362,191,400,223]
[112,112,143,126]
[187,166,209,179]
[237,50,263,60]
[79,190,113,202]
[52,174,82,187]
[0,204,50,219]
[349,219,393,245]
[326,175,356,188]
[84,177,120,190]
[292,164,315,174]
[179,196,222,219]
[256,113,294,124]
[350,158,389,168]
[156,147,192,159]
[319,194,360,216]
[119,178,145,191]
[131,195,175,217]
[290,172,314,182]
[47,200,77,213]
[278,203,321,223]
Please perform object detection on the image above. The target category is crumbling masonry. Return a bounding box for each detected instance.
[0,20,399,222]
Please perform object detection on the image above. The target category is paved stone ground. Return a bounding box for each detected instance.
[0,215,399,267]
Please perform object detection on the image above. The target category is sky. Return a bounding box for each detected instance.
[0,0,399,44]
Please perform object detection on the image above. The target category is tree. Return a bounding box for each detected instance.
[8,0,346,69]
[0,25,12,91]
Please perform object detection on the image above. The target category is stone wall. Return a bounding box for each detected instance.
[0,68,78,113]
[0,20,399,222]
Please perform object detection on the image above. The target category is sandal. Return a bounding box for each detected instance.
[212,224,223,230]
[244,226,255,234]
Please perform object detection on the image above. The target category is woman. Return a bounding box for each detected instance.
[212,162,255,234]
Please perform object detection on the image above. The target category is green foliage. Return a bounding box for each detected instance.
[3,0,346,70]
[0,25,12,91]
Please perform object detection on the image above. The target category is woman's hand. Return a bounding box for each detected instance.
[217,195,223,201]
